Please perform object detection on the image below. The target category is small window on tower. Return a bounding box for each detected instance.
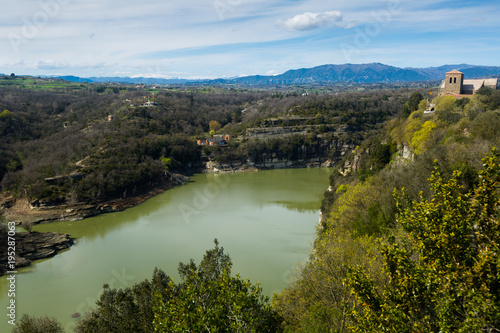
[450,77,453,83]
[454,77,457,83]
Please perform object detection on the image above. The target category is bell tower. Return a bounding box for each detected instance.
[444,70,464,94]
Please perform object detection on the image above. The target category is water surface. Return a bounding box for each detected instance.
[0,168,331,331]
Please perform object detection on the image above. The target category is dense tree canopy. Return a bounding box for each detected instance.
[154,239,282,332]
[74,268,172,333]
[401,91,423,118]
[273,88,500,332]
[4,77,500,332]
[349,150,500,332]
[0,81,409,204]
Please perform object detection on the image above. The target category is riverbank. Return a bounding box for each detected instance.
[0,168,332,331]
[203,159,336,173]
[0,156,339,224]
[0,163,332,276]
[0,173,190,226]
[0,173,189,276]
[0,231,74,276]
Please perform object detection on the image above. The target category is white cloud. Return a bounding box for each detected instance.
[276,11,344,31]
[0,0,499,78]
[266,70,281,76]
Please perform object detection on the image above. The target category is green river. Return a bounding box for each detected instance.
[1,168,332,332]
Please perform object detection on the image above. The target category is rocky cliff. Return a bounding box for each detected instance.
[0,231,74,276]
[203,139,355,173]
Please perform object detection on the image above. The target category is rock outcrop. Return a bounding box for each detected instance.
[203,139,355,173]
[0,232,74,276]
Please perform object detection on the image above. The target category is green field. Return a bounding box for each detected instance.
[0,75,86,92]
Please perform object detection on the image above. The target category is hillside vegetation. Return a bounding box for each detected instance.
[2,76,500,332]
[273,86,500,332]
[0,76,411,206]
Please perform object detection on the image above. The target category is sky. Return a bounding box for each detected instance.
[1,0,499,79]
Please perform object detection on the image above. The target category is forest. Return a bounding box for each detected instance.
[0,76,409,205]
[2,75,500,332]
[273,86,500,332]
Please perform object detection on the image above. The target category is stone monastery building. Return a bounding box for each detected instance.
[439,70,498,97]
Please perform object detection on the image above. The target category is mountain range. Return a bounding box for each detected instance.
[52,63,500,86]
[52,75,190,85]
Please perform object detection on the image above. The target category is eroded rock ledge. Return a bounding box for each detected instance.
[0,232,74,276]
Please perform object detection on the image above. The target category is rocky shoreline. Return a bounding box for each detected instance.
[0,231,74,276]
[203,158,338,174]
[0,173,189,274]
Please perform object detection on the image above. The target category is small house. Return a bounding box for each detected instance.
[197,135,229,146]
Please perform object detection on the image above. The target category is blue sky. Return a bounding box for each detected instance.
[0,0,499,79]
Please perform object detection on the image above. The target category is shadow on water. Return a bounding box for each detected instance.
[268,200,321,213]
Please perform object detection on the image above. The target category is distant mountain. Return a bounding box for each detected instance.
[408,64,500,81]
[221,63,500,85]
[52,63,500,86]
[226,63,430,85]
[53,76,190,85]
[56,75,94,83]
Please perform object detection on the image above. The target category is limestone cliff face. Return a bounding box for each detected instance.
[339,150,363,176]
[393,144,414,165]
[338,143,416,176]
[203,140,356,173]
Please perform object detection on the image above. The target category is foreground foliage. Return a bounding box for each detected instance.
[12,314,63,333]
[274,89,500,332]
[73,239,282,333]
[153,268,281,332]
[74,268,172,333]
[349,150,500,332]
[153,239,282,332]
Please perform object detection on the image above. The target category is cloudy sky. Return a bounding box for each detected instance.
[1,0,499,79]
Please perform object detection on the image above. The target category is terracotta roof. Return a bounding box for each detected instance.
[446,69,464,74]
